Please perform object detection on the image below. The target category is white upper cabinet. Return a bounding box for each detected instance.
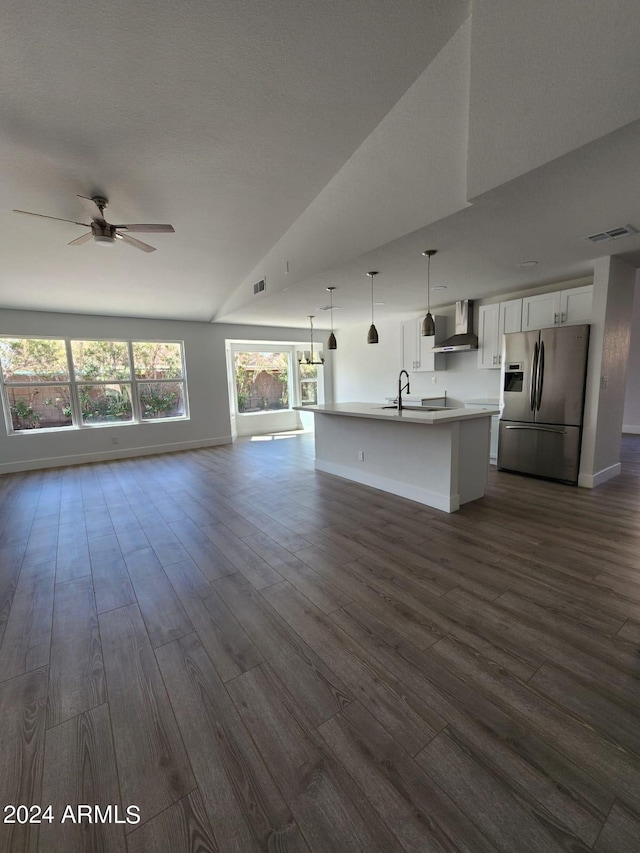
[402,316,446,372]
[477,298,522,369]
[521,285,592,331]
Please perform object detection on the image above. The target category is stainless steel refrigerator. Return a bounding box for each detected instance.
[498,324,590,484]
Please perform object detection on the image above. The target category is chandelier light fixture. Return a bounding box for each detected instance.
[298,315,325,365]
[367,271,379,344]
[326,286,337,350]
[421,249,437,337]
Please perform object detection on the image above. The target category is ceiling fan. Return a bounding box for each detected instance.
[13,195,175,253]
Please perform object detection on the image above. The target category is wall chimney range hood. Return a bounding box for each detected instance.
[432,300,478,352]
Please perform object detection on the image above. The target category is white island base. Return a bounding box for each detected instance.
[300,403,496,513]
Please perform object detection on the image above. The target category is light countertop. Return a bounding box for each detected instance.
[295,402,499,425]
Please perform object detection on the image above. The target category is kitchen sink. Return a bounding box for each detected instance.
[378,405,449,412]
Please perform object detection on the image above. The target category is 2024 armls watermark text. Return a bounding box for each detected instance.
[4,805,140,825]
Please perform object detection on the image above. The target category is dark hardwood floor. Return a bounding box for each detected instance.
[1,431,640,852]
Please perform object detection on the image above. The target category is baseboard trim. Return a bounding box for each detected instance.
[622,425,640,434]
[315,459,459,513]
[578,462,621,488]
[0,436,233,475]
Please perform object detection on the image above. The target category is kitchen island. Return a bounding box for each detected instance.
[296,402,499,513]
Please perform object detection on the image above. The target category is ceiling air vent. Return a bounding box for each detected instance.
[584,224,637,244]
[253,278,266,295]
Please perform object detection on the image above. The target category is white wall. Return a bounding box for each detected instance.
[467,0,640,198]
[332,309,500,406]
[623,279,640,433]
[0,308,318,473]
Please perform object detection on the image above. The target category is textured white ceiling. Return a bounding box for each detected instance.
[2,0,640,330]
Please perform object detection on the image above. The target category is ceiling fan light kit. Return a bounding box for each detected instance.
[13,194,175,253]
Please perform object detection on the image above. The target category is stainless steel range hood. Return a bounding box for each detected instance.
[432,300,478,352]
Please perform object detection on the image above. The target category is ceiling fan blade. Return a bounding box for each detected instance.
[113,224,175,233]
[115,232,156,253]
[76,195,106,221]
[68,232,93,246]
[13,209,89,227]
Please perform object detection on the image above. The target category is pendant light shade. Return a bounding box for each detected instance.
[421,249,437,337]
[367,271,379,344]
[326,286,337,350]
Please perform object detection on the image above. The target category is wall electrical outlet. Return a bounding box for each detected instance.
[432,376,438,384]
[358,450,365,462]
[111,436,119,445]
[601,375,608,390]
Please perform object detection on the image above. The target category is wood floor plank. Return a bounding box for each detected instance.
[22,525,58,569]
[444,588,640,711]
[416,728,571,853]
[88,534,136,614]
[99,603,195,825]
[319,701,497,853]
[262,580,444,755]
[295,545,443,649]
[213,572,352,726]
[124,548,194,647]
[0,666,48,853]
[346,555,545,678]
[529,662,640,758]
[156,634,308,852]
[39,703,126,853]
[0,561,55,682]
[429,635,640,816]
[329,600,607,845]
[201,522,283,589]
[168,518,238,582]
[46,575,105,728]
[594,802,640,852]
[55,521,91,583]
[0,544,24,648]
[618,619,640,642]
[163,558,262,682]
[137,519,190,567]
[227,662,398,852]
[244,531,352,613]
[126,791,218,853]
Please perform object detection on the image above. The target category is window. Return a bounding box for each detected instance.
[298,362,319,406]
[0,337,188,434]
[233,350,291,413]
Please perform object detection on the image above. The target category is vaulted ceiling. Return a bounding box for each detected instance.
[2,0,640,330]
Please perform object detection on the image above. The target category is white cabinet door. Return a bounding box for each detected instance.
[401,319,418,371]
[500,298,523,335]
[522,292,561,331]
[478,300,521,369]
[522,286,592,330]
[561,285,592,325]
[402,317,446,372]
[477,304,500,369]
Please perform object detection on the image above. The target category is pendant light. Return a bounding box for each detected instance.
[421,249,437,337]
[298,315,325,365]
[326,286,337,350]
[367,271,379,344]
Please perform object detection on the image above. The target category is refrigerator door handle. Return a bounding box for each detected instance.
[530,341,539,412]
[536,340,545,411]
[504,425,568,434]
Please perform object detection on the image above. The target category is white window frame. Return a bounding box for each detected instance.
[0,335,189,435]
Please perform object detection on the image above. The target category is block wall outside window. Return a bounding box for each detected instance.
[0,337,188,434]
